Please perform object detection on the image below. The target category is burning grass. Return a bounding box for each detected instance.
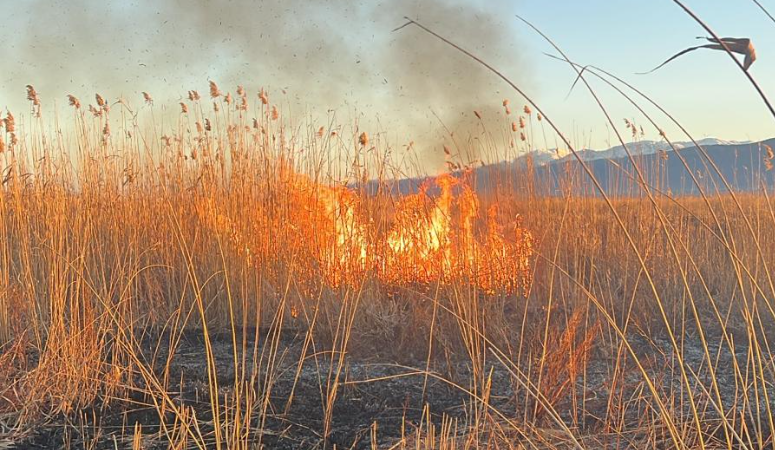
[199,166,534,295]
[1,47,775,447]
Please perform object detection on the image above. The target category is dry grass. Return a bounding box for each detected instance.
[1,17,774,447]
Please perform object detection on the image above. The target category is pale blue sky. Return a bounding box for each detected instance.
[519,1,774,148]
[1,0,772,165]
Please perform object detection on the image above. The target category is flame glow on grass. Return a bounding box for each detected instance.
[201,168,534,294]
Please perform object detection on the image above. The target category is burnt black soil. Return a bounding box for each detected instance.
[7,328,775,449]
[12,328,509,449]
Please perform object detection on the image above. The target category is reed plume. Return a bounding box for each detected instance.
[67,95,81,109]
[209,81,221,98]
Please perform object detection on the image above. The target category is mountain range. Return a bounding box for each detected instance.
[516,138,752,167]
[369,138,775,197]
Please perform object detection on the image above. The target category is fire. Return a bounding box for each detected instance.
[382,173,533,293]
[199,168,534,295]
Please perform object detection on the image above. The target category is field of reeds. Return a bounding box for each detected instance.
[2,8,775,450]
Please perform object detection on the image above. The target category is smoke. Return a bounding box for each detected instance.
[3,0,531,171]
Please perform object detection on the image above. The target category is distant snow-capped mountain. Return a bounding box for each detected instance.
[363,138,773,197]
[519,138,752,166]
[500,137,775,196]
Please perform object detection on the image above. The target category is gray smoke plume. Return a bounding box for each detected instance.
[3,0,531,172]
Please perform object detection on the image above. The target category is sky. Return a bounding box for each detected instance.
[1,0,773,172]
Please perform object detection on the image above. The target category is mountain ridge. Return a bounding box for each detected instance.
[365,138,775,197]
[513,138,753,167]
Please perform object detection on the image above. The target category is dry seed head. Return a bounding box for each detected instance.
[204,118,212,131]
[236,85,245,98]
[523,105,532,115]
[142,91,153,105]
[520,131,526,142]
[26,85,40,106]
[537,112,542,121]
[359,131,369,147]
[188,90,201,101]
[213,102,220,112]
[88,104,102,118]
[505,105,511,115]
[0,139,4,153]
[473,110,482,120]
[764,144,774,171]
[95,93,105,107]
[317,126,324,137]
[443,145,451,156]
[271,105,279,120]
[259,88,268,105]
[224,92,232,104]
[195,121,204,134]
[103,122,110,136]
[252,118,259,129]
[519,117,526,129]
[4,112,15,133]
[209,81,221,98]
[240,96,248,110]
[180,102,188,114]
[67,95,81,109]
[502,99,510,107]
[511,121,518,132]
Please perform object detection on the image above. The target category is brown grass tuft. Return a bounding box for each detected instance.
[209,81,221,98]
[67,95,81,109]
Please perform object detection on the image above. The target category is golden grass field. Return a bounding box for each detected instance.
[2,10,775,449]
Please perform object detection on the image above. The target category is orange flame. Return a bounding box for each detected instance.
[200,168,534,295]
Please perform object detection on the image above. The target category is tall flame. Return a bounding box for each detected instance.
[199,168,534,295]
